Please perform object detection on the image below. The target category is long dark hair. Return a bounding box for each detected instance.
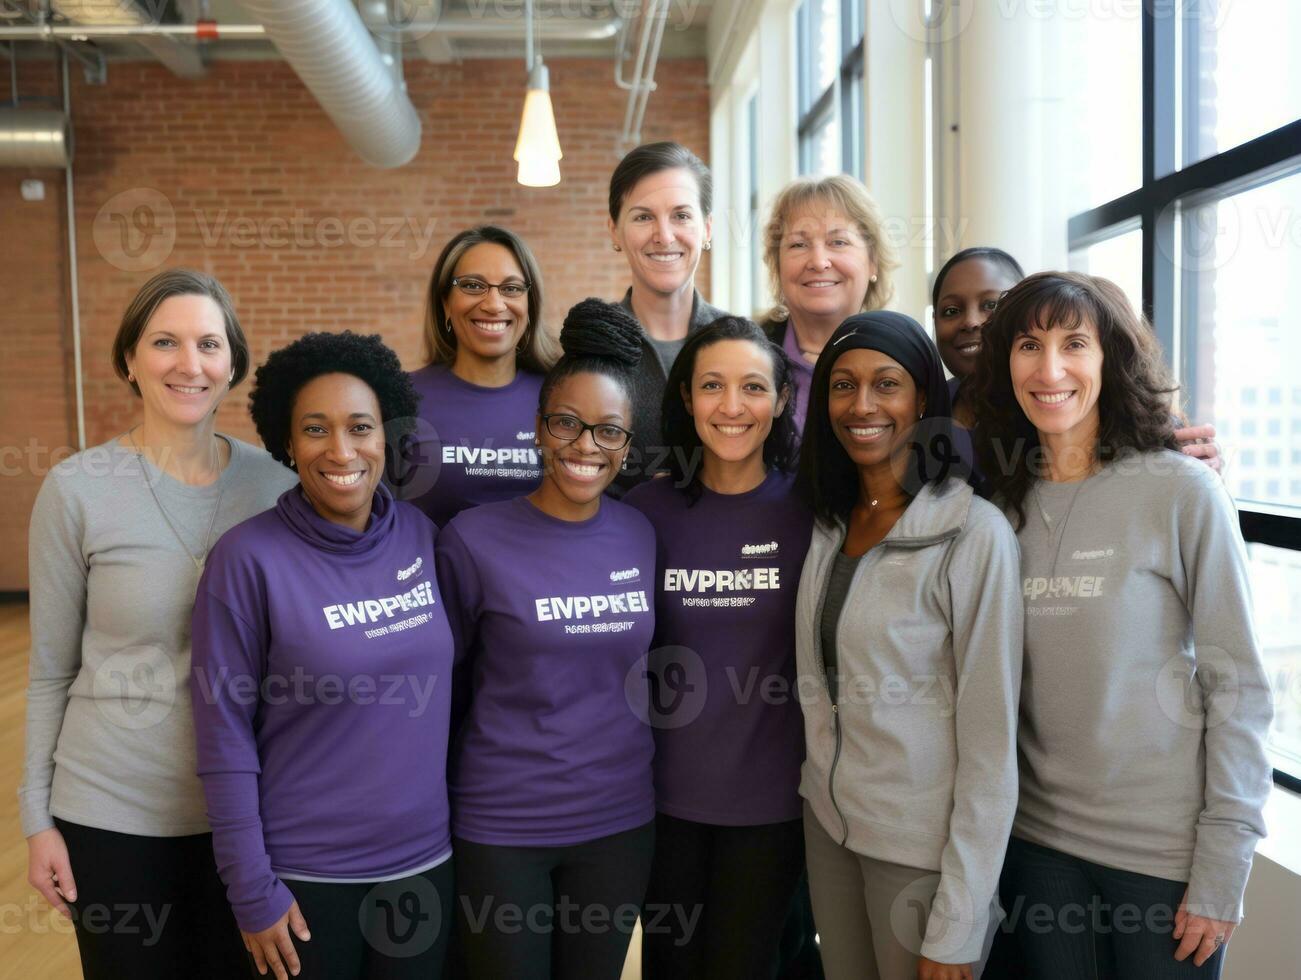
[659,316,800,502]
[424,224,558,373]
[970,271,1179,529]
[796,312,955,526]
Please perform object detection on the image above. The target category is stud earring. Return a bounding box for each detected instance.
[612,244,622,252]
[870,274,878,283]
[702,241,712,252]
[127,372,135,383]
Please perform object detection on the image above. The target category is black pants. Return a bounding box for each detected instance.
[641,812,806,980]
[279,860,454,980]
[54,817,247,980]
[454,821,655,980]
[998,837,1224,979]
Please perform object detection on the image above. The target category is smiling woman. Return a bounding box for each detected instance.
[19,269,296,980]
[435,298,660,980]
[192,330,458,980]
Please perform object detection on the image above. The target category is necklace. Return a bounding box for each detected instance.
[127,427,227,575]
[1032,476,1089,577]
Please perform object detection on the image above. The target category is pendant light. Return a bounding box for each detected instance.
[514,0,562,187]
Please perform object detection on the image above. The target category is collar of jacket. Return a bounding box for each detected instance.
[816,477,975,550]
[618,287,727,342]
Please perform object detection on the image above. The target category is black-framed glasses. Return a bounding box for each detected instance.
[541,413,633,451]
[450,277,531,300]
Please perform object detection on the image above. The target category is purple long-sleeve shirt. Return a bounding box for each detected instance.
[399,364,543,527]
[624,471,814,824]
[435,496,657,846]
[191,486,454,932]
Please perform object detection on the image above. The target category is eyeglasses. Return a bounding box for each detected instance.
[450,277,531,300]
[541,413,634,451]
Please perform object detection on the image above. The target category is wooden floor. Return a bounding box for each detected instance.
[0,599,641,980]
[0,601,82,979]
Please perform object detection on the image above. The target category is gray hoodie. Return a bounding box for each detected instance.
[795,478,1023,965]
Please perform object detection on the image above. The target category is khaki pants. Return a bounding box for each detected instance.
[803,802,999,980]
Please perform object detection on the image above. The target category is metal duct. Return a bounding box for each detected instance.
[234,0,421,168]
[0,108,72,168]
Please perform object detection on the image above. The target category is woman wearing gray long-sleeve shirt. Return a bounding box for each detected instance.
[794,312,1023,980]
[971,271,1273,978]
[20,269,295,979]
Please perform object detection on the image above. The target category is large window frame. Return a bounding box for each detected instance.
[795,0,864,179]
[1065,8,1301,790]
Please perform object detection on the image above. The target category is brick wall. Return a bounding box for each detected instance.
[0,54,710,590]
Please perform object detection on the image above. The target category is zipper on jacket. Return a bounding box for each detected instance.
[828,702,850,846]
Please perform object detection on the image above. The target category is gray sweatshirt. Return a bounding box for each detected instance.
[1012,449,1272,923]
[796,478,1023,965]
[20,435,295,838]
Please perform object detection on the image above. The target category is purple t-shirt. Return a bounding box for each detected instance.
[436,496,657,846]
[192,487,454,932]
[624,471,814,825]
[400,364,543,527]
[781,325,815,433]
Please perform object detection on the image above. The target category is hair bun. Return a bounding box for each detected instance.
[559,298,643,369]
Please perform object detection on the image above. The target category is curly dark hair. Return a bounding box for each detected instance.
[970,271,1179,529]
[659,316,800,502]
[538,298,643,414]
[249,331,419,470]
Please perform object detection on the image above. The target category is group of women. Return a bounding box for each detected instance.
[21,140,1272,980]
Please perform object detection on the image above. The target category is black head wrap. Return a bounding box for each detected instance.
[798,311,965,522]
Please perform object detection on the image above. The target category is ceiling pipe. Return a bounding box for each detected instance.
[0,15,622,40]
[233,0,421,168]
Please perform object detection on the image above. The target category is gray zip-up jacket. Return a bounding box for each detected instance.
[796,478,1023,965]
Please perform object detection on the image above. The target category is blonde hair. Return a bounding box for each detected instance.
[762,175,899,321]
[423,225,559,373]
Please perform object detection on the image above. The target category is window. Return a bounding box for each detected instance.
[1064,5,1301,788]
[796,0,864,178]
[1246,542,1301,781]
[1177,2,1301,170]
[1068,225,1143,317]
[1242,450,1258,468]
[747,92,762,315]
